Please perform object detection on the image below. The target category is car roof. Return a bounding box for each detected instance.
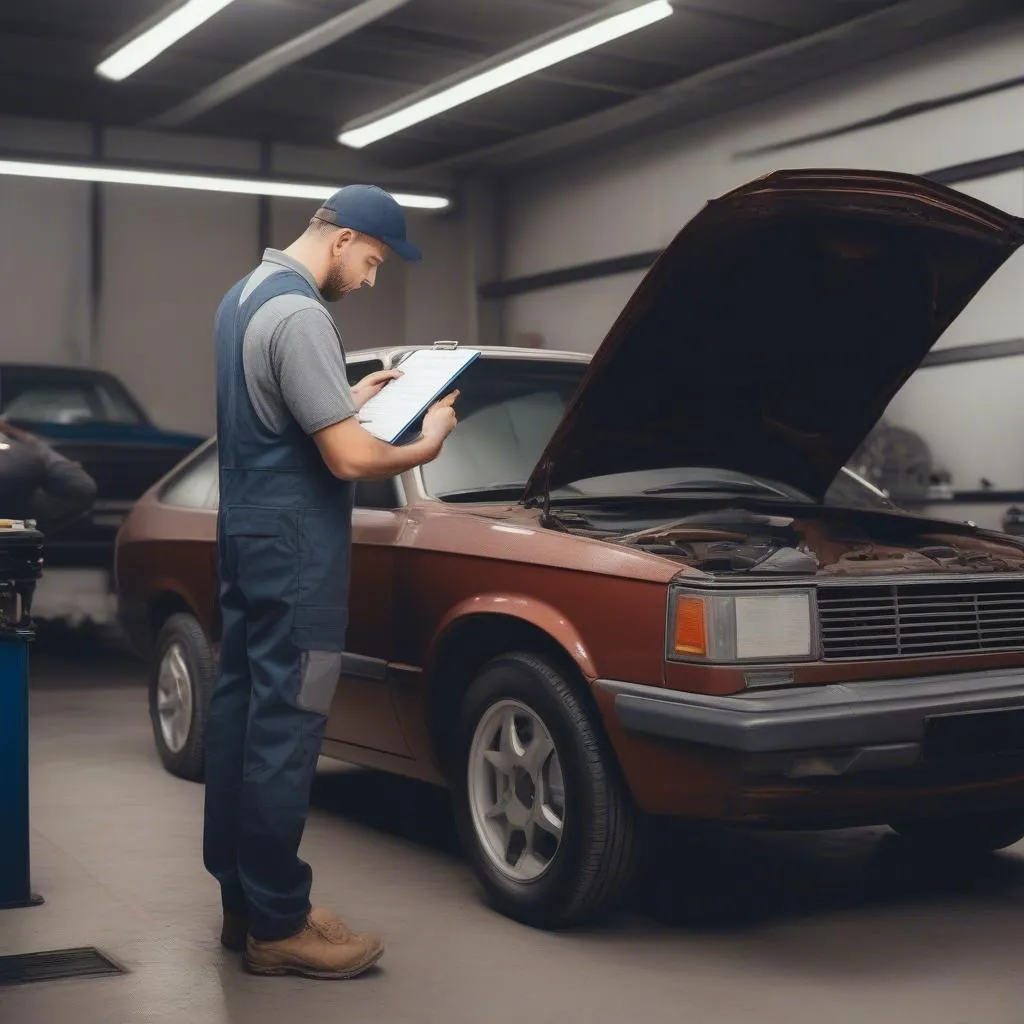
[348,345,592,365]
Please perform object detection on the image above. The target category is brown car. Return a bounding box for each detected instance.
[116,169,1024,929]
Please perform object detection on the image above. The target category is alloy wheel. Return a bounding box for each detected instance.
[467,699,566,882]
[156,642,194,754]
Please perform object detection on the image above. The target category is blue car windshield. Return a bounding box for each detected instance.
[0,369,145,427]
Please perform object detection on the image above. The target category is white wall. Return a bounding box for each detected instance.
[0,115,477,437]
[502,15,1024,525]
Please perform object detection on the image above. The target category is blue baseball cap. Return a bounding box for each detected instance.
[316,184,422,262]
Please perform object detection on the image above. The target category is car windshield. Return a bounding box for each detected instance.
[424,357,895,513]
[0,369,145,426]
[422,358,589,500]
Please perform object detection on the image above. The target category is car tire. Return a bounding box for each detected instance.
[452,651,640,929]
[889,808,1024,855]
[149,612,215,782]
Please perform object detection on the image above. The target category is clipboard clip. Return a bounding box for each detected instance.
[432,339,459,350]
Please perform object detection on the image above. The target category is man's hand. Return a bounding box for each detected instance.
[313,390,459,482]
[351,369,402,410]
[421,390,459,447]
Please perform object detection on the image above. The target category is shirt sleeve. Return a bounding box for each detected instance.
[269,306,358,435]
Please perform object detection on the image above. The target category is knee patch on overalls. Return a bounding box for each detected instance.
[297,650,342,716]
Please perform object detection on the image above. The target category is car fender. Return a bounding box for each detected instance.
[145,577,207,628]
[429,593,598,681]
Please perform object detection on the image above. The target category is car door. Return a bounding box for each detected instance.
[323,475,412,756]
[321,358,412,756]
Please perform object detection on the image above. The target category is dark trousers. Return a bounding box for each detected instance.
[202,567,331,942]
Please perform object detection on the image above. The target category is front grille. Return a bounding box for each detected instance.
[817,578,1024,661]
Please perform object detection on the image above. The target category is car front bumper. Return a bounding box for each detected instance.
[599,668,1024,777]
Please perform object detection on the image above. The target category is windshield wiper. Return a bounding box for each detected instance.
[642,480,791,498]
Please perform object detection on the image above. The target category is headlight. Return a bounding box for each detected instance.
[668,588,815,663]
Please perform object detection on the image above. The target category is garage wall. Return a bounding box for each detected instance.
[0,115,477,437]
[0,119,94,367]
[501,14,1024,527]
[98,128,261,438]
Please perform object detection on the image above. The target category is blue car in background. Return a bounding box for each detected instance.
[0,363,205,626]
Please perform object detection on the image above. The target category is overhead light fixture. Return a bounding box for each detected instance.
[96,0,241,81]
[338,0,674,149]
[0,159,450,210]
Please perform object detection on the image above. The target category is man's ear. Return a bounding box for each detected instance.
[332,227,355,254]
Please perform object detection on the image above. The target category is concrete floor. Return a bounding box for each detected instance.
[3,652,1024,1024]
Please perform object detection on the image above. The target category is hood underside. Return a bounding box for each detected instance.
[523,169,1024,505]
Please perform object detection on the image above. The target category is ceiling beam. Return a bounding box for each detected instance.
[336,0,673,147]
[147,0,414,128]
[411,0,1022,172]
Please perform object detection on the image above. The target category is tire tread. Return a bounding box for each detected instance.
[150,612,215,782]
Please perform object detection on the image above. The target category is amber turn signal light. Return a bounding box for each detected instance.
[673,595,707,656]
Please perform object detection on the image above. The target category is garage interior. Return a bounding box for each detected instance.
[4,1,1024,1021]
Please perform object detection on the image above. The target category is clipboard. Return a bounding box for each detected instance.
[357,346,480,443]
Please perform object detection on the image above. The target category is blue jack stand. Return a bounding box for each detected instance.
[0,521,44,911]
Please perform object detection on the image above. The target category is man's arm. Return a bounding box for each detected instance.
[311,419,440,480]
[268,304,457,480]
[0,424,97,531]
[312,390,458,480]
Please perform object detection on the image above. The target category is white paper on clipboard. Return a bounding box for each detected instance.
[357,347,480,443]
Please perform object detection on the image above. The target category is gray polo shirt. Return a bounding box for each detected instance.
[240,249,357,436]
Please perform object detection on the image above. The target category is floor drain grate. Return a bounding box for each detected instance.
[0,947,127,986]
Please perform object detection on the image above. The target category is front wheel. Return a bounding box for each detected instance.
[149,612,215,782]
[889,808,1024,855]
[452,652,640,929]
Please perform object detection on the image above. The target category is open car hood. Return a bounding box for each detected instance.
[523,169,1024,506]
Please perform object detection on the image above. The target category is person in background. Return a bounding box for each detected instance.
[0,420,97,533]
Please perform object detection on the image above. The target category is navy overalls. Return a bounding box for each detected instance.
[203,266,355,942]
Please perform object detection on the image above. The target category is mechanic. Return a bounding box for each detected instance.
[0,420,97,533]
[204,184,458,980]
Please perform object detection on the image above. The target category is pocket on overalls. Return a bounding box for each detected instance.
[221,507,299,610]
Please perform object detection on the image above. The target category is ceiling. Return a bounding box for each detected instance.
[0,0,1018,173]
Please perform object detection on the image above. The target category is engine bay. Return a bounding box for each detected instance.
[547,505,1024,577]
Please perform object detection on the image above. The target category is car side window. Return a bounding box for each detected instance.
[347,360,400,510]
[354,477,400,509]
[346,358,382,388]
[161,443,218,509]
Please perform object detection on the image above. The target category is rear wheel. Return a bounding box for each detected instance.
[890,809,1024,855]
[149,612,215,782]
[452,652,640,929]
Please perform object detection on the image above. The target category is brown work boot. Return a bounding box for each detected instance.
[244,908,384,979]
[221,910,250,953]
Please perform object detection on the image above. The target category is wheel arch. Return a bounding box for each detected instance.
[147,587,202,647]
[424,597,601,778]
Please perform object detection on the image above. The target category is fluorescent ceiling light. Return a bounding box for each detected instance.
[0,159,450,210]
[338,0,674,149]
[97,0,241,81]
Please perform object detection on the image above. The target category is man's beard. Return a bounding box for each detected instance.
[321,260,351,302]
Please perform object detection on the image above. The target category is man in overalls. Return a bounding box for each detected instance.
[204,185,458,979]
